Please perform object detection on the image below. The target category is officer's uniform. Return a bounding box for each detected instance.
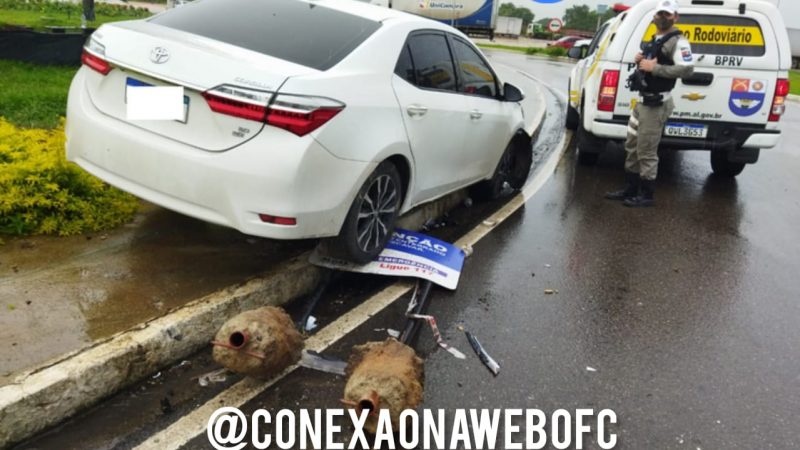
[606,0,694,207]
[625,32,694,182]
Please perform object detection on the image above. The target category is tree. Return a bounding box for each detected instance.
[498,3,535,33]
[563,5,598,31]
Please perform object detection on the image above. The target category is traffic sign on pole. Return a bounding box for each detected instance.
[548,18,563,33]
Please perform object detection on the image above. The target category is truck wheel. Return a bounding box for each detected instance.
[575,100,604,166]
[710,151,746,177]
[566,105,579,130]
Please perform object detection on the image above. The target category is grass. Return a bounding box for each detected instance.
[476,43,530,54]
[0,60,77,129]
[476,43,568,58]
[0,1,151,31]
[790,70,800,96]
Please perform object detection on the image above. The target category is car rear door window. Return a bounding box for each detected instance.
[405,33,457,92]
[450,37,497,98]
[150,0,381,70]
[641,15,765,57]
[394,43,416,85]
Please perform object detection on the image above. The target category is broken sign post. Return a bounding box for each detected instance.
[310,228,466,290]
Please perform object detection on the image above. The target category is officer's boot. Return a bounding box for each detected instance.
[604,171,640,201]
[623,178,655,208]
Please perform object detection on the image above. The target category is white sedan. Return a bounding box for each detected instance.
[66,0,533,263]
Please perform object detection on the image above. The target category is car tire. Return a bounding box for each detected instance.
[710,151,746,177]
[472,135,533,201]
[334,161,403,264]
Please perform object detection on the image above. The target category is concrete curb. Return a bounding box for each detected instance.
[787,94,800,103]
[0,191,467,447]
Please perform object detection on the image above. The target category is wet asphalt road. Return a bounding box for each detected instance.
[186,55,800,448]
[18,53,800,449]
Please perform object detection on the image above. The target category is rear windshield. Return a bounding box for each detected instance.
[642,14,765,57]
[150,0,381,70]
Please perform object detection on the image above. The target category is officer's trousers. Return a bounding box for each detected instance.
[624,98,674,181]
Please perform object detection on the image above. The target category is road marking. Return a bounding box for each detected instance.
[135,83,573,450]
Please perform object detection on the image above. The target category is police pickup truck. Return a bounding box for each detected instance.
[566,0,791,176]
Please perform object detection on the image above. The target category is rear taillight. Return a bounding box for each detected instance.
[81,50,111,75]
[202,85,345,136]
[598,70,620,112]
[769,78,789,122]
[202,86,271,122]
[82,37,111,75]
[266,94,344,136]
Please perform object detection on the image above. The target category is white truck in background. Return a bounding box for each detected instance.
[763,0,800,67]
[361,0,500,39]
[495,16,523,38]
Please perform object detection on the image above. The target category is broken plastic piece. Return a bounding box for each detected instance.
[465,331,500,376]
[198,368,228,387]
[586,366,597,372]
[299,350,347,376]
[305,315,318,332]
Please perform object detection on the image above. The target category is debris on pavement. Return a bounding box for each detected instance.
[198,368,228,387]
[211,306,303,379]
[299,350,347,376]
[404,288,465,359]
[304,315,318,332]
[343,338,424,434]
[465,331,500,376]
[544,289,558,295]
[387,329,400,339]
[586,366,597,372]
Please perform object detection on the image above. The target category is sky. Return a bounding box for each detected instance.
[508,0,644,21]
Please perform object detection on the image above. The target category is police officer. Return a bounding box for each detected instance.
[605,0,694,207]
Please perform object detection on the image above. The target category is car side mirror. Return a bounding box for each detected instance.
[568,46,584,59]
[503,83,524,102]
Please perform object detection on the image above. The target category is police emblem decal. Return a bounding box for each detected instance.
[729,78,766,117]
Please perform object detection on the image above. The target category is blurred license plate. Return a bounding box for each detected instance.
[126,77,189,123]
[665,123,707,139]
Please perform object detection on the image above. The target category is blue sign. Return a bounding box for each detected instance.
[310,229,465,289]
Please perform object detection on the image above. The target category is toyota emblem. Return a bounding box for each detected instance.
[150,47,170,64]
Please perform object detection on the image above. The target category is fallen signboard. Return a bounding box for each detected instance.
[310,228,465,290]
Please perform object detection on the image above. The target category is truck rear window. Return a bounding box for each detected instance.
[150,0,381,71]
[642,15,765,57]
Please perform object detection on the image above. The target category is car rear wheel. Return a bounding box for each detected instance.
[334,161,403,264]
[710,151,746,177]
[472,135,532,201]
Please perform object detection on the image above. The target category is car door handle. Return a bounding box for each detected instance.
[470,109,483,120]
[406,105,428,117]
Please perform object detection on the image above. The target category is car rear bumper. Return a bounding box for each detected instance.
[590,117,781,151]
[66,69,375,240]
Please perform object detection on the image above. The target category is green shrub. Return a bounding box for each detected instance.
[544,46,568,57]
[0,118,139,236]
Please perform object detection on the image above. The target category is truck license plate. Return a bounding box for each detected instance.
[664,123,708,139]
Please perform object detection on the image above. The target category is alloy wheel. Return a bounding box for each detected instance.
[355,174,398,253]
